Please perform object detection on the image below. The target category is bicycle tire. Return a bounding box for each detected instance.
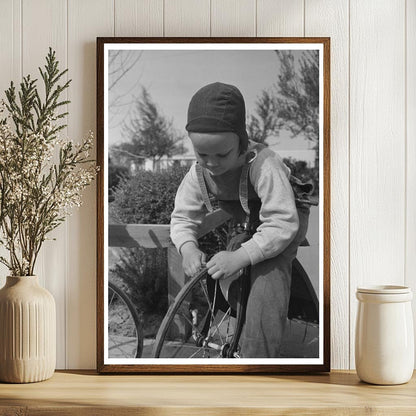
[108,281,144,358]
[152,268,244,358]
[288,258,319,323]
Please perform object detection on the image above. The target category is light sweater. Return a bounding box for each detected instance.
[170,143,300,266]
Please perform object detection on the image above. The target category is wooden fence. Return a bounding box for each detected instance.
[108,209,232,303]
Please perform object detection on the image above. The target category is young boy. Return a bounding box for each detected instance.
[170,82,309,358]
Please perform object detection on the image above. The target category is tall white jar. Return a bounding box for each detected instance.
[355,285,414,385]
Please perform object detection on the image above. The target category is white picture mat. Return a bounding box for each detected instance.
[102,42,325,366]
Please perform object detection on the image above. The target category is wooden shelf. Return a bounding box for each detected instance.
[0,370,415,415]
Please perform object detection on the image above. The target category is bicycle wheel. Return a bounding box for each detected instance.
[152,268,248,359]
[108,281,144,358]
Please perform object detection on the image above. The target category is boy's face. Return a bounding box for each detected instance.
[189,132,242,176]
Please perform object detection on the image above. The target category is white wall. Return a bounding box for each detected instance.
[0,0,414,370]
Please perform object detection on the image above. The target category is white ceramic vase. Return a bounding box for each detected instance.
[355,285,414,385]
[0,276,56,383]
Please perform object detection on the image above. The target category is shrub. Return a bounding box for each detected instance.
[111,246,168,317]
[108,158,129,202]
[109,165,190,323]
[109,165,233,325]
[110,165,189,224]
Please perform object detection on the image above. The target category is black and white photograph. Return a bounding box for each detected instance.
[97,38,330,373]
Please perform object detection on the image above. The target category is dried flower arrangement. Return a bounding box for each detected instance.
[0,48,97,276]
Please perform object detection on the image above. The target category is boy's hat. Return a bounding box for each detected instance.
[186,82,249,151]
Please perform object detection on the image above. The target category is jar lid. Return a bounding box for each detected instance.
[357,285,411,294]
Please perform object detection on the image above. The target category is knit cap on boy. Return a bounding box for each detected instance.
[186,82,249,151]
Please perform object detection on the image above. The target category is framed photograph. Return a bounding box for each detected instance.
[97,37,330,373]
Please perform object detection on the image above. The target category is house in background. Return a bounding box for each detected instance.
[141,154,195,172]
[110,149,195,174]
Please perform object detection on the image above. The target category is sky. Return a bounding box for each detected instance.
[108,48,316,158]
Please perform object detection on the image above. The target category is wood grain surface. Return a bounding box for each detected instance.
[349,0,406,369]
[305,0,350,371]
[22,0,68,369]
[67,0,114,370]
[211,0,256,37]
[0,371,415,415]
[406,0,416,367]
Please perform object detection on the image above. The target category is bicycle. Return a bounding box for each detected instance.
[108,208,319,360]
[151,232,319,359]
[107,281,144,358]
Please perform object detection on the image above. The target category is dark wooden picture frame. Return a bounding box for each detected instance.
[97,37,330,373]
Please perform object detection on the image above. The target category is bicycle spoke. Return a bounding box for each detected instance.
[108,336,137,351]
[178,311,195,328]
[207,280,218,338]
[161,341,213,359]
[108,282,143,359]
[170,343,194,359]
[199,279,214,314]
[109,291,116,304]
[189,346,207,359]
[153,268,242,359]
[209,307,232,344]
[108,335,137,356]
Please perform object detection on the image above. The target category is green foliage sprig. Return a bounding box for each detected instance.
[0,48,97,276]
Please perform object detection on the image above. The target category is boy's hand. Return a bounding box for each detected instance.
[181,242,206,277]
[206,247,251,280]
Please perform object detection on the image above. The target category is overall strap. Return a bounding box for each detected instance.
[195,162,214,213]
[238,150,257,225]
[239,163,251,221]
[195,150,257,217]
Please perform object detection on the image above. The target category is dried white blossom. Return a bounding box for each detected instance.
[0,49,99,276]
[0,102,97,276]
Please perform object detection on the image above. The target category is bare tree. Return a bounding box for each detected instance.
[108,50,143,127]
